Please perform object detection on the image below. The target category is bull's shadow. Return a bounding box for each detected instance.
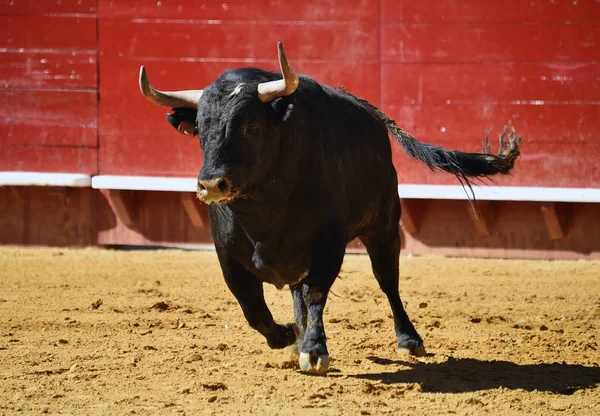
[348,356,600,394]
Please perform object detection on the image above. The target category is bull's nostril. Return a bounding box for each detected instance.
[198,183,206,191]
[217,179,229,193]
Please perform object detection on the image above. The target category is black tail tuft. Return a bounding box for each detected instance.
[358,98,522,180]
[350,94,523,214]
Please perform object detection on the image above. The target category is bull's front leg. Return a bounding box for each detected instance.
[216,250,299,349]
[297,221,347,374]
[288,283,308,357]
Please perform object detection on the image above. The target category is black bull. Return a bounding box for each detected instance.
[140,43,522,374]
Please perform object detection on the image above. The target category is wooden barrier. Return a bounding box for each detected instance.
[1,1,598,258]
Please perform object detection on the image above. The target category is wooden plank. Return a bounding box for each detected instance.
[381,23,600,63]
[0,186,96,246]
[382,63,600,104]
[402,200,600,260]
[108,190,137,228]
[0,89,97,146]
[381,0,600,23]
[98,20,378,62]
[0,16,96,51]
[97,190,214,246]
[0,146,97,174]
[180,192,206,229]
[540,202,567,240]
[98,0,376,21]
[1,125,97,148]
[0,51,97,88]
[0,0,97,15]
[399,199,424,235]
[380,101,600,145]
[393,142,600,189]
[98,133,200,177]
[466,200,494,237]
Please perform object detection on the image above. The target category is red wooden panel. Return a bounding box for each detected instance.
[0,16,96,51]
[99,0,376,21]
[97,190,213,246]
[0,51,97,88]
[98,133,200,176]
[381,101,600,145]
[0,0,97,15]
[0,187,97,247]
[403,201,600,260]
[381,0,600,23]
[99,20,378,62]
[393,143,600,188]
[98,58,380,138]
[382,23,600,63]
[382,63,600,104]
[2,125,97,148]
[0,89,97,146]
[0,145,97,173]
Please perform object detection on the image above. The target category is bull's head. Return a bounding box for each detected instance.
[139,43,299,204]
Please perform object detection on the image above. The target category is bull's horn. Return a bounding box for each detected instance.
[139,66,203,108]
[257,42,299,103]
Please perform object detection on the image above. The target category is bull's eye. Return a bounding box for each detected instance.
[243,123,258,137]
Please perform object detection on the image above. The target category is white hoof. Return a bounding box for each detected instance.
[285,343,300,360]
[299,351,330,374]
[398,344,427,357]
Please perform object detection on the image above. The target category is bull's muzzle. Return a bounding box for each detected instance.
[197,177,233,205]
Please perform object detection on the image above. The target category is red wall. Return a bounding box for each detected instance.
[1,0,98,173]
[2,0,599,187]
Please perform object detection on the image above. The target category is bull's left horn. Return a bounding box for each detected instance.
[139,66,203,108]
[257,42,299,103]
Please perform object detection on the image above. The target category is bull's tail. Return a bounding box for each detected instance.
[384,116,521,180]
[355,95,522,188]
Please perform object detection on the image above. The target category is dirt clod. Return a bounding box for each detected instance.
[149,302,169,311]
[203,383,227,391]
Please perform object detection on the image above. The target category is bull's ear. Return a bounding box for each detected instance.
[165,108,198,136]
[272,98,295,122]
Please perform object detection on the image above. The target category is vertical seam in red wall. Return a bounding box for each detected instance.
[378,0,382,108]
[93,1,100,243]
[95,1,100,175]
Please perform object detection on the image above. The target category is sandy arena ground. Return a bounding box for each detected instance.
[0,247,598,415]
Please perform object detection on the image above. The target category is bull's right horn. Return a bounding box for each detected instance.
[139,66,203,108]
[257,42,299,103]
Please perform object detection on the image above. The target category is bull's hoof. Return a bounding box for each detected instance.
[266,322,300,349]
[299,351,329,374]
[285,343,301,360]
[398,344,427,357]
[397,333,426,357]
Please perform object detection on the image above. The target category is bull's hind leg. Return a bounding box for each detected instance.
[216,249,299,349]
[360,201,426,357]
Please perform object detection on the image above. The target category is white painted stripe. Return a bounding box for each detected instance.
[89,175,600,203]
[398,185,600,203]
[0,172,91,187]
[92,175,197,192]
